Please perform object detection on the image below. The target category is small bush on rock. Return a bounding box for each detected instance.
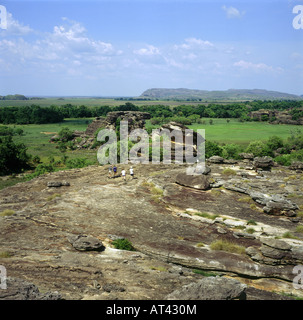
[111,238,135,251]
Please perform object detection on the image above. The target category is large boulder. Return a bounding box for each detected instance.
[208,156,224,164]
[166,276,247,300]
[68,234,105,252]
[175,173,211,190]
[253,156,274,171]
[239,153,254,160]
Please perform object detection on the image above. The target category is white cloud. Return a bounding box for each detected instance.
[1,12,33,35]
[175,38,214,50]
[0,18,121,79]
[233,60,283,73]
[222,5,245,19]
[47,19,115,56]
[134,45,160,56]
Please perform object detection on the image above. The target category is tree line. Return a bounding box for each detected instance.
[1,100,303,125]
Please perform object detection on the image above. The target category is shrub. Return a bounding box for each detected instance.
[266,136,284,152]
[58,127,74,142]
[111,238,135,251]
[245,140,272,157]
[275,154,292,166]
[205,141,223,158]
[26,163,54,180]
[65,158,89,169]
[247,219,257,225]
[222,144,242,159]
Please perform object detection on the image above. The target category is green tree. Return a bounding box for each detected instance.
[0,136,31,175]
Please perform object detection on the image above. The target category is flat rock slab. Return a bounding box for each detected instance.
[0,278,61,300]
[166,276,247,300]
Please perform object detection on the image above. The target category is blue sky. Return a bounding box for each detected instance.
[0,0,302,96]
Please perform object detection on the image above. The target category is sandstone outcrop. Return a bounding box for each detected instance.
[249,109,303,125]
[253,156,275,171]
[72,111,151,149]
[1,162,303,300]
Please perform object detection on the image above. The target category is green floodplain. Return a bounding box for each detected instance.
[1,97,302,190]
[9,117,301,161]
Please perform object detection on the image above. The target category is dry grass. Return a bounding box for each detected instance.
[221,168,237,176]
[0,209,15,217]
[210,240,246,255]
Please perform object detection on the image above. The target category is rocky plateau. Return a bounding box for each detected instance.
[1,156,303,300]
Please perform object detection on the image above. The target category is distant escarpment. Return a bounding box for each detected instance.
[140,88,302,101]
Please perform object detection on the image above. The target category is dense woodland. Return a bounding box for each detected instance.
[0,100,303,125]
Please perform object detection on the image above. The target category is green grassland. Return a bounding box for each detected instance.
[188,119,301,145]
[11,118,96,163]
[10,118,301,163]
[0,98,121,108]
[0,97,209,108]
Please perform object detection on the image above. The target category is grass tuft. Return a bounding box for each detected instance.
[210,239,246,255]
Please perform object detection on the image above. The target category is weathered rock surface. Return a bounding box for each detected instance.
[224,182,299,216]
[1,163,303,300]
[166,276,247,300]
[47,181,70,188]
[0,278,62,300]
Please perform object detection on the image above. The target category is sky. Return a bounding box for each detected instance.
[0,0,302,96]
